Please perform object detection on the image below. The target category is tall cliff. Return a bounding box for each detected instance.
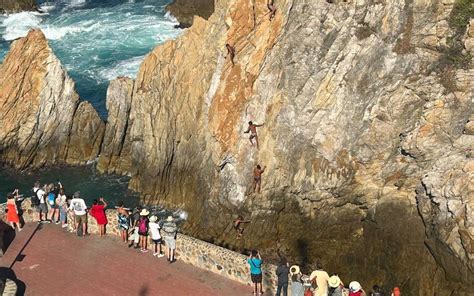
[0,30,104,169]
[0,0,36,13]
[0,0,473,294]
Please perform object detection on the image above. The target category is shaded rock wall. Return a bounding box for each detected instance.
[0,0,36,13]
[166,0,214,27]
[0,30,104,169]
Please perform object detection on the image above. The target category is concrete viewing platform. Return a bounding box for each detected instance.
[0,222,250,295]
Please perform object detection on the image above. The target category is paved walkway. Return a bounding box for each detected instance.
[0,223,250,296]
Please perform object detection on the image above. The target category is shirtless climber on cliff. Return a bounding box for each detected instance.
[226,43,235,66]
[233,215,251,239]
[267,0,277,21]
[244,121,264,149]
[252,165,266,194]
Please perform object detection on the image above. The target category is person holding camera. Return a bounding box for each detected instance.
[247,250,263,295]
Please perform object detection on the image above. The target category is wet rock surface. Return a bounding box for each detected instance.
[0,0,473,295]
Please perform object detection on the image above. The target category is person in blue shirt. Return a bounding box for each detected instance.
[247,250,263,295]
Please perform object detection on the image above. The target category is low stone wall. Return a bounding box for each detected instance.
[69,208,278,292]
[0,200,279,292]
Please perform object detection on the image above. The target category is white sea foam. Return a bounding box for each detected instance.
[64,0,86,8]
[39,2,56,13]
[164,11,178,23]
[2,12,42,40]
[99,55,145,80]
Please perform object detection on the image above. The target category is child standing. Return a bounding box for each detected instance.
[138,209,150,252]
[56,189,68,228]
[149,216,164,257]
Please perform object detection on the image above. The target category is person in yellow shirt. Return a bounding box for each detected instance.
[309,261,330,296]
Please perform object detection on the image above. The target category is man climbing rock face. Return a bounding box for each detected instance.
[225,43,235,66]
[244,121,264,149]
[253,165,266,194]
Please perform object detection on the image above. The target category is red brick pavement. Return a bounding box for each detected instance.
[0,223,251,296]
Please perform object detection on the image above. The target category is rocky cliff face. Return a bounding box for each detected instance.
[0,30,104,169]
[0,0,472,295]
[103,0,473,294]
[166,0,214,27]
[0,0,36,13]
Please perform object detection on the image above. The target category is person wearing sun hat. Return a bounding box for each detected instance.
[289,265,305,296]
[137,208,150,252]
[148,215,164,257]
[349,281,367,296]
[328,275,344,296]
[162,215,178,262]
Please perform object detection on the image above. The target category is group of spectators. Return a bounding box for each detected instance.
[5,181,180,263]
[247,251,402,296]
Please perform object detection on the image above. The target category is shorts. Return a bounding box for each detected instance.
[36,203,48,213]
[164,237,176,250]
[138,231,148,236]
[152,238,162,244]
[251,273,262,283]
[75,214,87,224]
[49,204,58,209]
[250,134,257,139]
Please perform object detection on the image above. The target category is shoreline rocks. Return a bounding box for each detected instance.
[0,0,36,13]
[0,30,104,169]
[166,0,214,28]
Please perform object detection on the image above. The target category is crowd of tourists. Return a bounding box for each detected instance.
[246,252,402,296]
[4,181,179,263]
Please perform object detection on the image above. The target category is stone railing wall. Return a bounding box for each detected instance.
[0,200,279,292]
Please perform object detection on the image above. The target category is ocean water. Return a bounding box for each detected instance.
[0,0,181,118]
[0,165,140,207]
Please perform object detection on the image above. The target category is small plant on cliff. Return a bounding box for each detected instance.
[435,0,473,93]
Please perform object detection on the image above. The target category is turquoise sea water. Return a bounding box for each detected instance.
[0,0,181,118]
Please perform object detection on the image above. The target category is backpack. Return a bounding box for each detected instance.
[31,188,40,206]
[138,218,148,233]
[48,192,55,206]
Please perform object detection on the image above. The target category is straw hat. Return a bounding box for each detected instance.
[149,215,158,222]
[166,216,174,222]
[289,265,300,276]
[328,275,341,288]
[349,281,361,292]
[140,209,150,216]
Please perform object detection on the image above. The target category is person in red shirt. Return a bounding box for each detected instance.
[349,281,367,296]
[90,197,108,237]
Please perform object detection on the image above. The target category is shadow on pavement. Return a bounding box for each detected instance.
[0,267,26,295]
[0,220,16,256]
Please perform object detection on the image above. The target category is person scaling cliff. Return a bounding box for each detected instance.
[233,215,251,239]
[252,164,266,194]
[244,121,264,149]
[267,0,277,21]
[226,43,236,66]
